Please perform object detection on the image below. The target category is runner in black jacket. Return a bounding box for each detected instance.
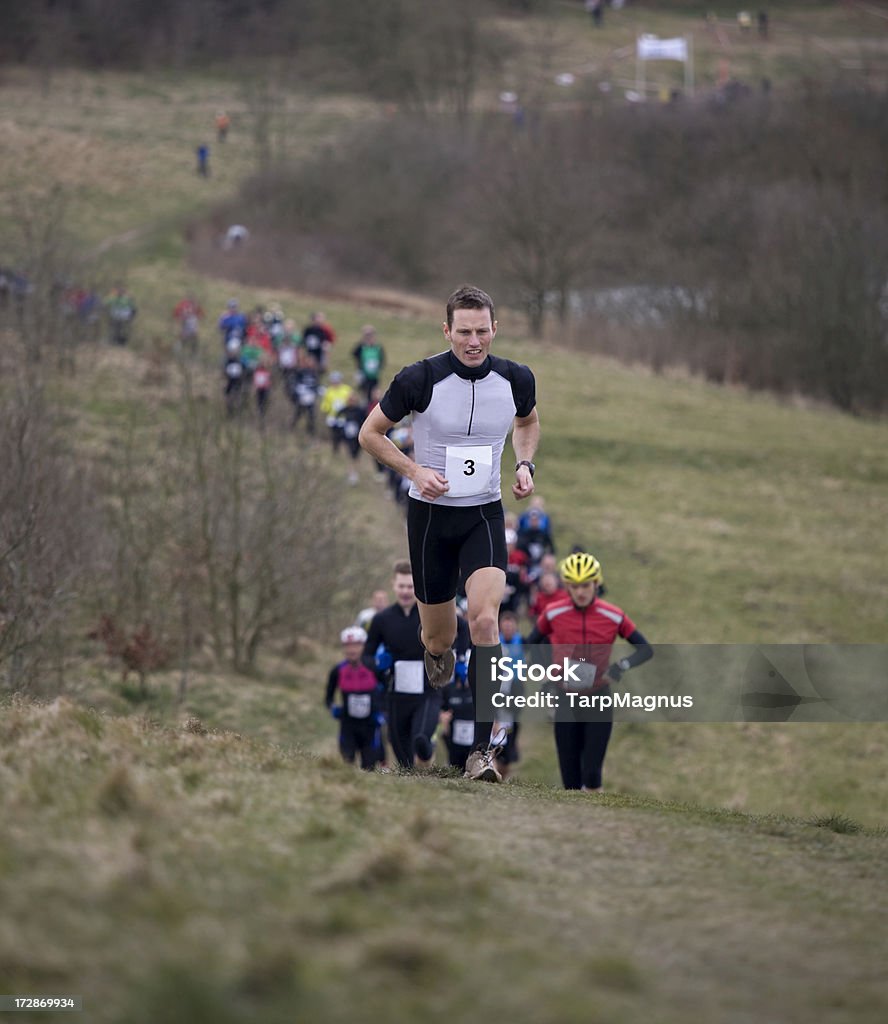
[362,561,468,769]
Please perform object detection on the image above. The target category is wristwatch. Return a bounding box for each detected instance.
[515,460,535,477]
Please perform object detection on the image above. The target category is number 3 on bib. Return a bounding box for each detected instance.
[445,445,493,497]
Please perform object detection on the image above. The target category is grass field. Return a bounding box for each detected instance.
[1,697,886,1024]
[2,7,888,1020]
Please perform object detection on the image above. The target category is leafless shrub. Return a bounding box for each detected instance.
[0,391,101,691]
[87,614,171,696]
[1,187,95,371]
[168,380,372,671]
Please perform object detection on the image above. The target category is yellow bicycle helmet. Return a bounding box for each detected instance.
[559,552,602,585]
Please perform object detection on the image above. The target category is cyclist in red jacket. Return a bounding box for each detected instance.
[529,552,652,791]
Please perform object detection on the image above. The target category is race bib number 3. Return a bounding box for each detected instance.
[444,445,493,497]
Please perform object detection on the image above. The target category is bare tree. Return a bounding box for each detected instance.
[4,187,82,369]
[0,389,100,691]
[481,122,602,337]
[171,373,375,672]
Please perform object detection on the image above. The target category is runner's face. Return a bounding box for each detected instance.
[392,573,415,609]
[444,308,496,368]
[566,581,597,608]
[342,641,364,663]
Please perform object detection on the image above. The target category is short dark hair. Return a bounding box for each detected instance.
[446,285,495,329]
[392,559,412,577]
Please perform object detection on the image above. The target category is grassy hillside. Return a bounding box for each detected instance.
[2,43,887,828]
[488,1,888,103]
[2,697,886,1024]
[2,19,888,1021]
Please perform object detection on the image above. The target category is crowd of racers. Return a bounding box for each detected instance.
[213,297,409,490]
[11,270,654,789]
[329,539,652,790]
[324,494,569,781]
[10,273,410,496]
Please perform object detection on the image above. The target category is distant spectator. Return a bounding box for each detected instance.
[352,325,386,402]
[301,312,336,373]
[530,571,569,620]
[224,340,246,417]
[277,322,300,390]
[61,283,100,342]
[104,285,137,346]
[224,224,249,250]
[196,143,210,177]
[246,308,274,360]
[289,348,320,434]
[502,528,530,613]
[218,298,248,345]
[173,294,204,354]
[526,549,558,595]
[320,372,354,454]
[253,362,272,425]
[439,631,475,771]
[356,589,390,632]
[341,391,367,485]
[494,611,525,780]
[267,307,286,350]
[215,110,230,142]
[517,496,552,536]
[585,0,603,27]
[498,610,526,661]
[239,336,263,376]
[517,505,555,566]
[385,419,414,509]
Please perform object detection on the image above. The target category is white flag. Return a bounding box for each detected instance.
[637,35,688,63]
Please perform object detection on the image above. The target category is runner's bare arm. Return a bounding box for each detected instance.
[358,405,449,499]
[511,408,540,500]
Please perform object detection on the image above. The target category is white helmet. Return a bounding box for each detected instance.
[340,626,368,644]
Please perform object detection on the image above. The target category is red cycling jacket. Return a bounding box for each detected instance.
[535,596,636,683]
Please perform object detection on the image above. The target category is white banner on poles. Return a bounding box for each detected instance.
[635,34,694,98]
[637,35,688,63]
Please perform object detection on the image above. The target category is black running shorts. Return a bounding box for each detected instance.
[407,498,507,605]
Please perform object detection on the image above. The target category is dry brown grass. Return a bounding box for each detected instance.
[3,695,887,1024]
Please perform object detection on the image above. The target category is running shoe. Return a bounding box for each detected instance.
[424,647,455,689]
[463,746,503,783]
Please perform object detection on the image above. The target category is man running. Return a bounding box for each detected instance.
[363,561,467,770]
[359,284,539,782]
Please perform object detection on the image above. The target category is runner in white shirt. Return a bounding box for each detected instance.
[359,285,540,782]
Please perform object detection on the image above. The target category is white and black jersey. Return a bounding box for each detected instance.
[379,351,536,508]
